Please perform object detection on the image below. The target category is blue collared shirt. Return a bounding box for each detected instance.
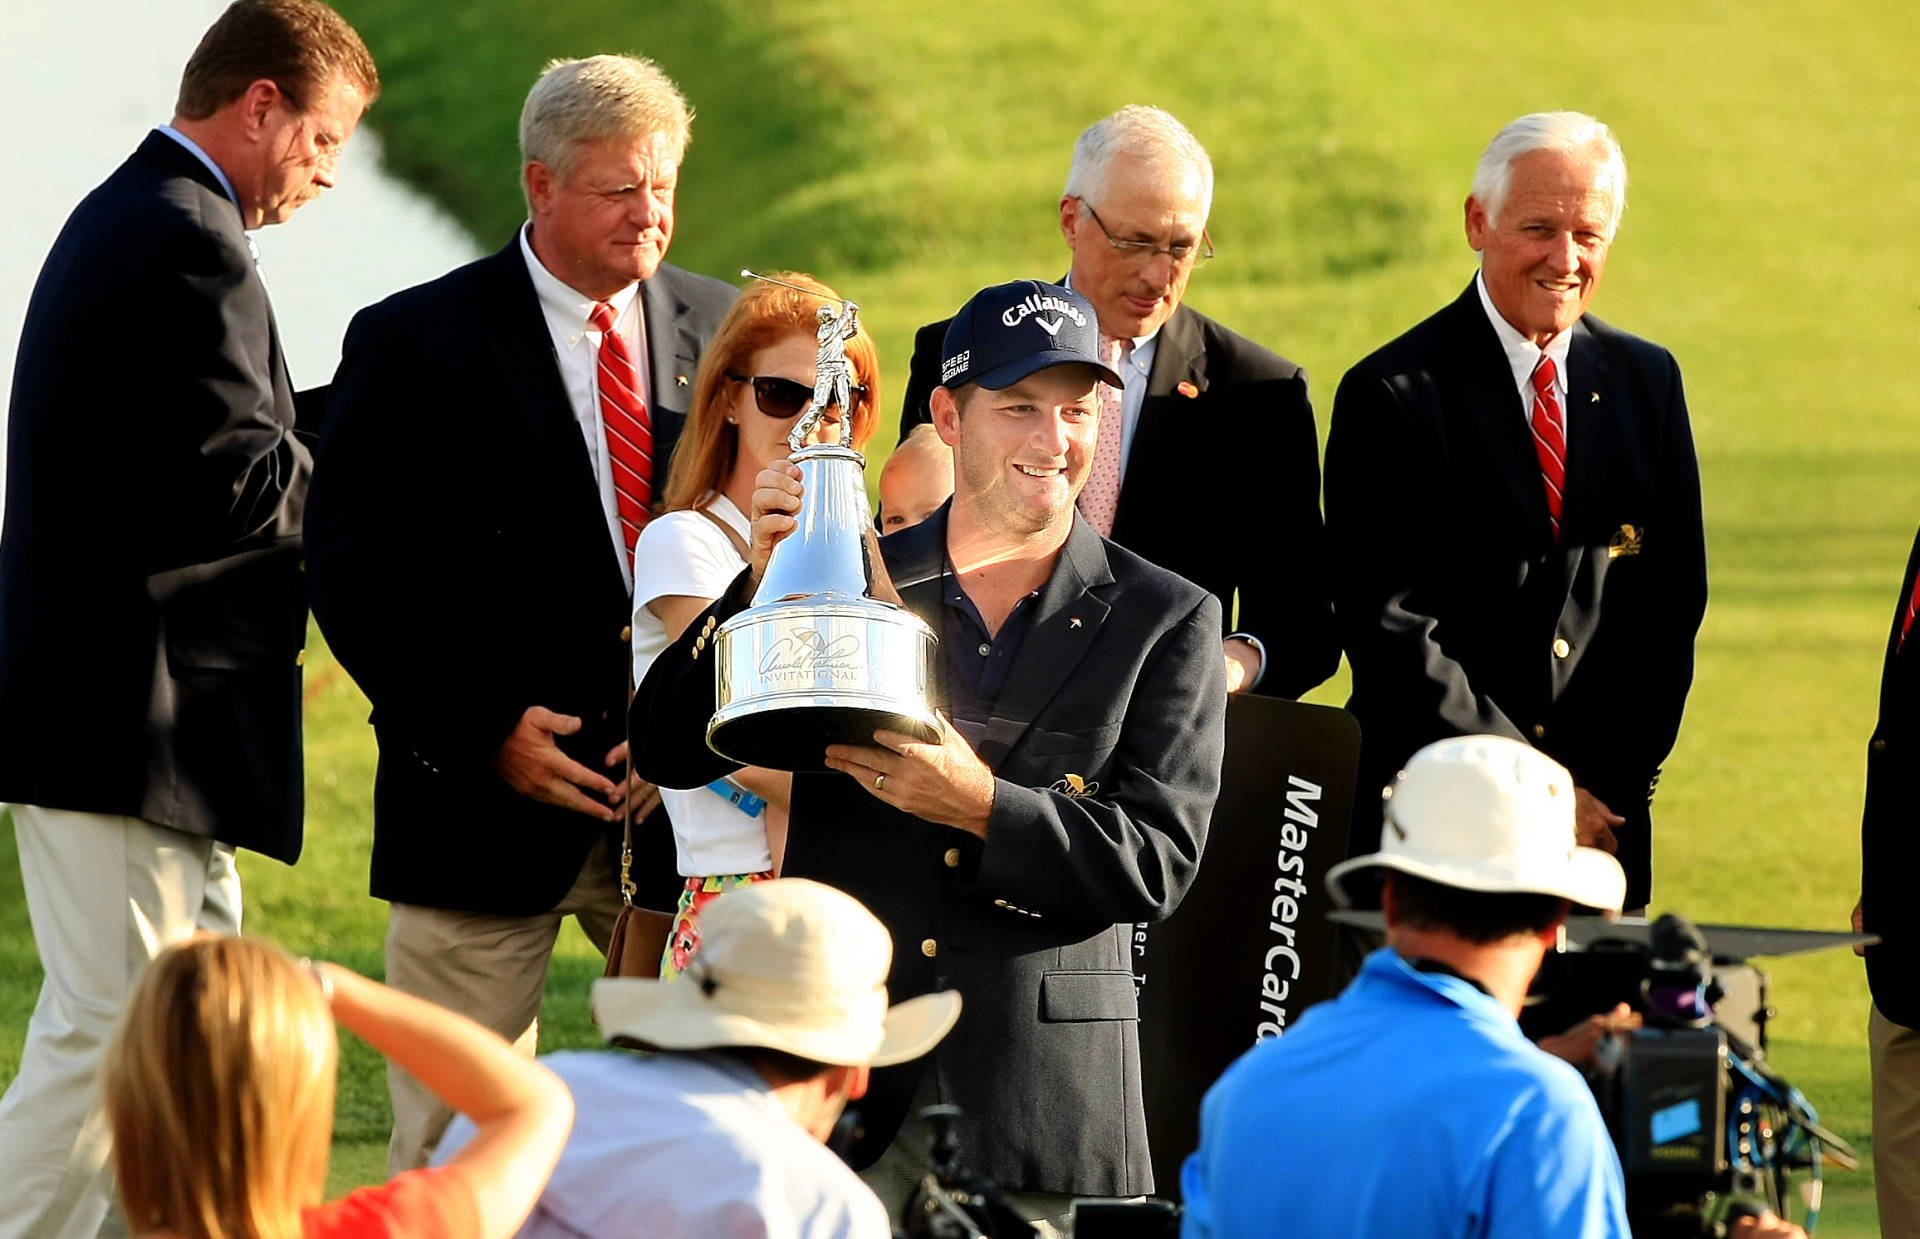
[1181,947,1629,1239]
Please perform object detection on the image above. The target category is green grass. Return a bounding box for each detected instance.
[5,0,1918,1229]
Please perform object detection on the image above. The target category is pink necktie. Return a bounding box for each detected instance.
[1078,336,1128,537]
[589,302,653,557]
[1530,356,1567,544]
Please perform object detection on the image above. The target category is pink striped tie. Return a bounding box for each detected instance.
[1530,356,1567,544]
[1078,335,1127,537]
[590,302,653,556]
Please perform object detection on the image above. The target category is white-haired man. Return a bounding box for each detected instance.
[1325,111,1707,912]
[898,105,1338,700]
[305,53,736,1170]
[1182,736,1801,1239]
[436,879,962,1239]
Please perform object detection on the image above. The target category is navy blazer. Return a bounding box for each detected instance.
[0,131,310,860]
[900,300,1339,699]
[306,240,736,914]
[1325,282,1707,909]
[1863,528,1920,1027]
[631,508,1227,1195]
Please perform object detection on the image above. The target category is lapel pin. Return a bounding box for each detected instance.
[1177,381,1199,399]
[1069,617,1083,629]
[676,374,690,387]
[1589,391,1599,403]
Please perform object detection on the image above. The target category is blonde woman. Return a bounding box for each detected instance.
[630,271,880,978]
[103,935,571,1239]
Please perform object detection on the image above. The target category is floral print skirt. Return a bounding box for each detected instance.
[660,871,775,979]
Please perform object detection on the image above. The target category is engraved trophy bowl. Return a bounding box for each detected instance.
[707,441,939,772]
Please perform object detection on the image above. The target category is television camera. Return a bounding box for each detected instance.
[1522,912,1863,1236]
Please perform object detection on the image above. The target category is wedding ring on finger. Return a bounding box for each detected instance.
[874,773,886,792]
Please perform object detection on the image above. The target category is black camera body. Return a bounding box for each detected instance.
[893,1106,1181,1239]
[1608,1027,1729,1190]
[1523,913,1852,1236]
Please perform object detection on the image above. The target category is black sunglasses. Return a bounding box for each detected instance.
[725,371,867,420]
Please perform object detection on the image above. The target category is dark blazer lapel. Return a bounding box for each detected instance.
[1144,303,1204,400]
[1124,305,1205,492]
[1448,286,1554,538]
[136,130,238,215]
[882,503,951,608]
[972,516,1115,769]
[137,133,295,407]
[1559,318,1615,548]
[640,267,704,468]
[1883,535,1920,710]
[482,245,622,566]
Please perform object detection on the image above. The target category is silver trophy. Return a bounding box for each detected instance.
[705,272,939,771]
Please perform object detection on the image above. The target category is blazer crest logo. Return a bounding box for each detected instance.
[1050,773,1100,798]
[1608,524,1644,559]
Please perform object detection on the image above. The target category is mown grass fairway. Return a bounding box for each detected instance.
[5,0,1918,1228]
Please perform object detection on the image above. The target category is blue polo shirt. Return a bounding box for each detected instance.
[1180,948,1629,1239]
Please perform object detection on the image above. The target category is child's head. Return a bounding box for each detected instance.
[877,423,955,533]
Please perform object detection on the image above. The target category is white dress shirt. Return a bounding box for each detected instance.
[630,497,774,877]
[1474,271,1572,425]
[519,223,651,591]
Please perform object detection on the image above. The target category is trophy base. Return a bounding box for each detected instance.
[707,699,939,773]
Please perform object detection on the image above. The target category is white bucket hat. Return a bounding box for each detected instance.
[591,878,962,1067]
[1326,735,1626,914]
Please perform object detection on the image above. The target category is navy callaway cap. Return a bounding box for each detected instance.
[938,280,1123,393]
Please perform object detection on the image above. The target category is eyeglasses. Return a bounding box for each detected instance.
[1075,197,1214,267]
[725,372,868,420]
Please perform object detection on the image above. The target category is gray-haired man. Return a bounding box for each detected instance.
[897,105,1339,701]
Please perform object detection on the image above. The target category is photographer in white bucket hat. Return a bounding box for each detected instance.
[1183,736,1806,1239]
[1182,735,1632,1239]
[436,879,961,1239]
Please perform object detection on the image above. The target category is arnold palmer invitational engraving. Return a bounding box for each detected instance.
[758,630,862,681]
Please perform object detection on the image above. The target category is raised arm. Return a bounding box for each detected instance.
[319,963,572,1239]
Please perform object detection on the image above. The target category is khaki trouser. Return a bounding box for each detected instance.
[1873,1003,1920,1238]
[0,806,240,1239]
[384,837,622,1171]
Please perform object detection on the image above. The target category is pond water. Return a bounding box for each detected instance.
[0,0,480,509]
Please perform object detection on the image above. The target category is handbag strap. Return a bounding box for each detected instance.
[619,662,637,911]
[695,503,751,564]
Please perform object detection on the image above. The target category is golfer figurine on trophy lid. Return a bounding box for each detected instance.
[705,272,939,772]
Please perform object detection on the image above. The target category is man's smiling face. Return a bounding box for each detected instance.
[940,364,1102,541]
[1466,146,1617,348]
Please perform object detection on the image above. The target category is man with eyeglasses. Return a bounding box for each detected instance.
[304,54,735,1171]
[899,105,1339,701]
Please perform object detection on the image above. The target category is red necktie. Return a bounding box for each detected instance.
[589,302,653,556]
[1530,356,1567,544]
[1077,336,1128,537]
[1900,573,1920,653]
